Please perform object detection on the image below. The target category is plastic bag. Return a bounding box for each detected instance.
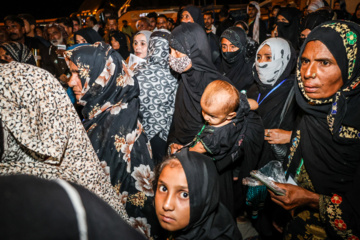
[244,160,287,196]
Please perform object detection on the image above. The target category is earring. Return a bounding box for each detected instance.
[312,73,316,78]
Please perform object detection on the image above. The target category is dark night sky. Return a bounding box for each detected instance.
[1,0,84,21]
[1,0,247,23]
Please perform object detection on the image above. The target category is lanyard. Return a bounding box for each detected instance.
[257,79,287,106]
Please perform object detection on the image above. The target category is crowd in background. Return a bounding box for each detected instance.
[0,0,360,239]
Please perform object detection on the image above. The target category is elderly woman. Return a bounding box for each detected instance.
[65,42,159,239]
[270,20,360,239]
[0,61,128,219]
[0,41,36,65]
[219,26,257,92]
[133,29,178,165]
[132,30,152,59]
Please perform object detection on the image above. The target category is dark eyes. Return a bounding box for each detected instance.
[180,192,189,199]
[159,185,167,192]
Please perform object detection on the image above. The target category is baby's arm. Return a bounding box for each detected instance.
[189,141,207,153]
[248,98,259,110]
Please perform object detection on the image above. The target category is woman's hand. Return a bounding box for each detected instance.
[264,129,292,144]
[269,183,319,212]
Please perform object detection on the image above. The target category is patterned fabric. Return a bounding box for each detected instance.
[0,61,128,220]
[65,42,159,239]
[255,37,291,86]
[284,20,360,239]
[0,41,36,65]
[134,30,178,141]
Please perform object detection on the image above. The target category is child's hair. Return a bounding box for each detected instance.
[153,155,183,194]
[201,80,240,114]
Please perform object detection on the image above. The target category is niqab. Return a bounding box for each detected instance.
[219,27,256,91]
[277,7,301,50]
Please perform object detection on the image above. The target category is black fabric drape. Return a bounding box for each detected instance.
[171,150,242,240]
[219,27,256,92]
[167,23,231,145]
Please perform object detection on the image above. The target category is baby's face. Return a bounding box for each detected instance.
[201,100,230,127]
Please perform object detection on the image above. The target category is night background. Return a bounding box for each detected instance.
[1,0,249,22]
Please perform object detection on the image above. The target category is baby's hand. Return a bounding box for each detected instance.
[248,98,259,110]
[170,143,183,154]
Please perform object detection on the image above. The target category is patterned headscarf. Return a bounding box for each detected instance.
[295,20,360,140]
[133,29,178,141]
[0,41,36,65]
[255,37,292,86]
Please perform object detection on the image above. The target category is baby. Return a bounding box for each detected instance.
[175,80,258,158]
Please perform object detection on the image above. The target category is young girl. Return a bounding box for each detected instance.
[154,149,242,239]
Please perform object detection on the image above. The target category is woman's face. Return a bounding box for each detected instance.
[257,44,272,63]
[169,47,192,72]
[300,29,311,39]
[76,35,87,44]
[181,11,194,23]
[155,163,190,232]
[277,14,289,23]
[221,38,240,53]
[111,36,120,50]
[67,61,83,100]
[356,7,360,18]
[133,33,148,59]
[300,40,343,99]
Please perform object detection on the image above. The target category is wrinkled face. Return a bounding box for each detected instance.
[107,19,118,31]
[277,14,289,23]
[67,61,83,100]
[181,11,194,23]
[72,20,80,32]
[300,40,343,99]
[5,20,24,41]
[157,17,168,30]
[221,38,239,53]
[247,6,258,19]
[133,33,148,58]
[76,34,87,44]
[203,14,213,28]
[149,17,156,30]
[257,44,272,63]
[47,26,64,45]
[136,20,149,31]
[111,36,120,50]
[155,164,190,232]
[0,47,12,62]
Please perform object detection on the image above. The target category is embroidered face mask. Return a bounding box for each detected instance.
[169,54,192,73]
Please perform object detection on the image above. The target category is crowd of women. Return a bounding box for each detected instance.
[0,2,360,240]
